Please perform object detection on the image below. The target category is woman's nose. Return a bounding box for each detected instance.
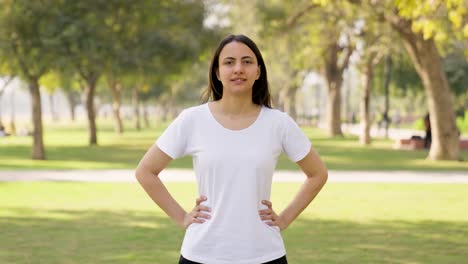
[233,62,244,73]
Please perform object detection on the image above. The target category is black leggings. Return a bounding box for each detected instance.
[178,254,288,264]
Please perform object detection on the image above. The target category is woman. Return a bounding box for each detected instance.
[135,34,328,264]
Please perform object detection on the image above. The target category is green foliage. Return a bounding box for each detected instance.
[443,48,468,97]
[413,118,425,131]
[389,53,424,96]
[99,0,219,105]
[0,0,59,80]
[39,72,61,94]
[394,0,468,57]
[373,46,467,104]
[456,111,468,133]
[413,111,468,133]
[398,1,447,40]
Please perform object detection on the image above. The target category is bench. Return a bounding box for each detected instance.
[394,138,468,150]
[394,138,426,150]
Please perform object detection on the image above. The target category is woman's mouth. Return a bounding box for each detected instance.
[231,78,247,84]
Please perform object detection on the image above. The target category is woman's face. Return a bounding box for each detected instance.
[216,41,260,97]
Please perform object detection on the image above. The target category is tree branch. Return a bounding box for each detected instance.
[0,76,14,95]
[338,45,354,72]
[286,3,320,28]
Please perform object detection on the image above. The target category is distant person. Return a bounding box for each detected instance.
[135,34,328,264]
[424,113,431,148]
[350,111,356,124]
[382,111,390,128]
[0,125,10,137]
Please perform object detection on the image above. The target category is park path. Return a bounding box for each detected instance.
[0,169,467,183]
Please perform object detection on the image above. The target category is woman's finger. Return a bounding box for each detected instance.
[195,196,207,206]
[192,218,205,224]
[196,205,211,212]
[195,212,211,219]
[258,208,272,215]
[260,214,274,220]
[266,221,278,227]
[262,200,272,208]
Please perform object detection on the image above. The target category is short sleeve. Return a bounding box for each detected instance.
[156,110,190,159]
[281,113,311,162]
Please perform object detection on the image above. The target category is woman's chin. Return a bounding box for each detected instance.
[226,88,252,97]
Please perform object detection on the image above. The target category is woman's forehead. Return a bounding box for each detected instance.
[219,41,256,59]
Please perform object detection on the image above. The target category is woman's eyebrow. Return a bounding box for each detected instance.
[222,56,254,60]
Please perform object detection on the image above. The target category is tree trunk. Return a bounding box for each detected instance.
[29,77,46,160]
[279,85,299,120]
[288,86,298,120]
[383,55,392,138]
[9,89,16,135]
[271,92,281,110]
[132,85,141,131]
[388,16,459,160]
[109,80,124,134]
[143,103,150,128]
[0,92,3,128]
[65,90,78,122]
[323,42,352,137]
[315,84,322,126]
[343,70,351,123]
[49,93,59,122]
[326,83,342,136]
[85,76,98,145]
[360,58,373,145]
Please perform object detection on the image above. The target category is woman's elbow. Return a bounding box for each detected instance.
[135,165,151,184]
[321,170,328,185]
[135,164,161,184]
[312,166,328,187]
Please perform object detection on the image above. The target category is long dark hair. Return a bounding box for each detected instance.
[202,34,271,108]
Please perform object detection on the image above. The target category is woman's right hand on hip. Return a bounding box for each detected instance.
[183,196,211,229]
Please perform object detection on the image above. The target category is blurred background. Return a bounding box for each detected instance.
[0,0,467,161]
[1,1,468,264]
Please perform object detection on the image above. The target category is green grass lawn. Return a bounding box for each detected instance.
[1,182,467,264]
[0,120,467,171]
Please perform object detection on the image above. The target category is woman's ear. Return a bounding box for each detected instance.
[256,65,261,80]
[216,68,220,81]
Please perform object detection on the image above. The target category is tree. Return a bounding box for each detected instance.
[0,0,59,159]
[258,0,357,136]
[59,72,82,122]
[53,0,213,142]
[353,15,394,144]
[443,44,468,112]
[40,72,62,122]
[380,0,462,160]
[53,0,119,145]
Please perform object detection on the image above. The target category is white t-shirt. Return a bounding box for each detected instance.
[156,103,311,264]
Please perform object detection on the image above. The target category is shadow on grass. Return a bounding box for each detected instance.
[284,218,468,264]
[0,145,193,170]
[1,208,467,264]
[0,208,184,264]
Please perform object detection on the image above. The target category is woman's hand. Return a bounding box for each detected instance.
[182,196,211,229]
[259,200,288,231]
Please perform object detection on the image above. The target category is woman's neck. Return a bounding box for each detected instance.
[213,96,259,117]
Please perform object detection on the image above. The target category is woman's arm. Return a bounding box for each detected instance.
[259,147,328,230]
[135,145,211,228]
